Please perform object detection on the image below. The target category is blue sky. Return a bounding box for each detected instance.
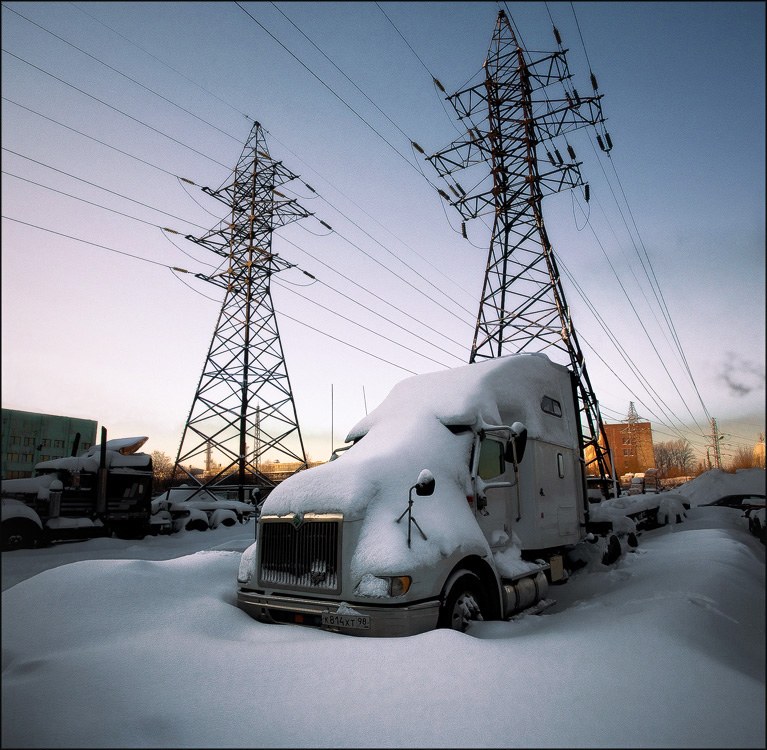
[2,1,765,467]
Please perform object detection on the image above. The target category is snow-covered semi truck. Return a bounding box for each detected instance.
[1,435,170,550]
[237,353,637,636]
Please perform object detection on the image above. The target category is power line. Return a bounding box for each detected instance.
[233,1,426,179]
[2,2,242,144]
[272,279,457,370]
[68,1,256,123]
[12,3,480,323]
[2,97,183,180]
[2,215,189,271]
[564,1,712,425]
[2,149,211,232]
[278,234,469,355]
[278,245,468,360]
[1,48,230,170]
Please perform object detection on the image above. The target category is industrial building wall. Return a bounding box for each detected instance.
[1,409,98,479]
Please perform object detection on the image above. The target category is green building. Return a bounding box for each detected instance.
[1,409,98,479]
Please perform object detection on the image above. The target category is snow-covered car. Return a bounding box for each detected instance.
[746,507,765,544]
[153,485,255,532]
[701,494,765,508]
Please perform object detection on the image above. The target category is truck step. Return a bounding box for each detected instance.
[508,597,556,620]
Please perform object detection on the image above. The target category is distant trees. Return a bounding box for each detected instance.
[151,450,174,494]
[724,446,764,473]
[653,439,694,478]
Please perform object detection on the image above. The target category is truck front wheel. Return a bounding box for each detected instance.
[1,519,41,551]
[437,571,485,632]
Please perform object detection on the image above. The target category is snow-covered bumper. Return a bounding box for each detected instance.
[237,589,440,637]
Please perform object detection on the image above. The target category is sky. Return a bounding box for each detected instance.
[2,1,765,469]
[2,469,765,748]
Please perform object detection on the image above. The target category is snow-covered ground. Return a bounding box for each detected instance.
[2,472,765,748]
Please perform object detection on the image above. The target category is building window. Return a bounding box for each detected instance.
[10,435,21,445]
[24,436,36,446]
[39,455,49,462]
[22,454,34,462]
[53,440,65,448]
[41,438,51,447]
[7,452,19,462]
[623,449,628,456]
[81,442,90,450]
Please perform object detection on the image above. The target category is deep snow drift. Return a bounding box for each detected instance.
[1,471,765,748]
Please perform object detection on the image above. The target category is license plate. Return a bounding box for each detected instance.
[322,612,370,630]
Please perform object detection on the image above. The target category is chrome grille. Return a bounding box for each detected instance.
[258,514,342,592]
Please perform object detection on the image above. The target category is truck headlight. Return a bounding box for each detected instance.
[237,541,258,585]
[356,574,412,598]
[384,575,411,597]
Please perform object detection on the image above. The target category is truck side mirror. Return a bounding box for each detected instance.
[414,469,435,496]
[506,422,528,464]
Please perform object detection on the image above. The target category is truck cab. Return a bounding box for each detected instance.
[237,353,599,636]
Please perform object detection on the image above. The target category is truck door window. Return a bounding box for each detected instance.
[478,438,505,480]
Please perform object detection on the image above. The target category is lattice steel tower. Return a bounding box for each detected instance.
[173,121,311,502]
[428,9,614,482]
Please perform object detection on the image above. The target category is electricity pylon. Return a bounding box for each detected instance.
[428,9,615,485]
[621,402,642,473]
[708,417,724,470]
[172,121,311,503]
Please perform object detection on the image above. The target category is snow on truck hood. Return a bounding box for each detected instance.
[261,354,569,577]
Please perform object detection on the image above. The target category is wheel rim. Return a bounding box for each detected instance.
[6,533,24,550]
[450,591,482,631]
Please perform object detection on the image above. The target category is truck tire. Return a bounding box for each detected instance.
[113,521,150,540]
[601,534,622,565]
[1,519,41,551]
[437,571,485,632]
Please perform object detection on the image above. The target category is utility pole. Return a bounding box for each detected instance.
[172,121,311,503]
[428,9,615,486]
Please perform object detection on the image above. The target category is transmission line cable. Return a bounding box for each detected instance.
[278,234,469,355]
[2,215,193,271]
[233,1,427,180]
[564,1,713,424]
[2,3,242,144]
[2,150,211,231]
[2,98,183,180]
[373,1,464,135]
[559,257,707,441]
[29,4,478,311]
[68,1,256,123]
[1,49,230,171]
[272,279,457,369]
[4,213,424,374]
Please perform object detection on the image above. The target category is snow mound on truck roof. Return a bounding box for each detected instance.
[347,353,572,443]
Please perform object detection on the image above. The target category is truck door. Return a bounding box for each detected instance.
[532,441,581,548]
[475,436,514,549]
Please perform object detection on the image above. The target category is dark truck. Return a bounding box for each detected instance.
[1,432,170,550]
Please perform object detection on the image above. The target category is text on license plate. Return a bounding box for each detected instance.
[322,612,370,630]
